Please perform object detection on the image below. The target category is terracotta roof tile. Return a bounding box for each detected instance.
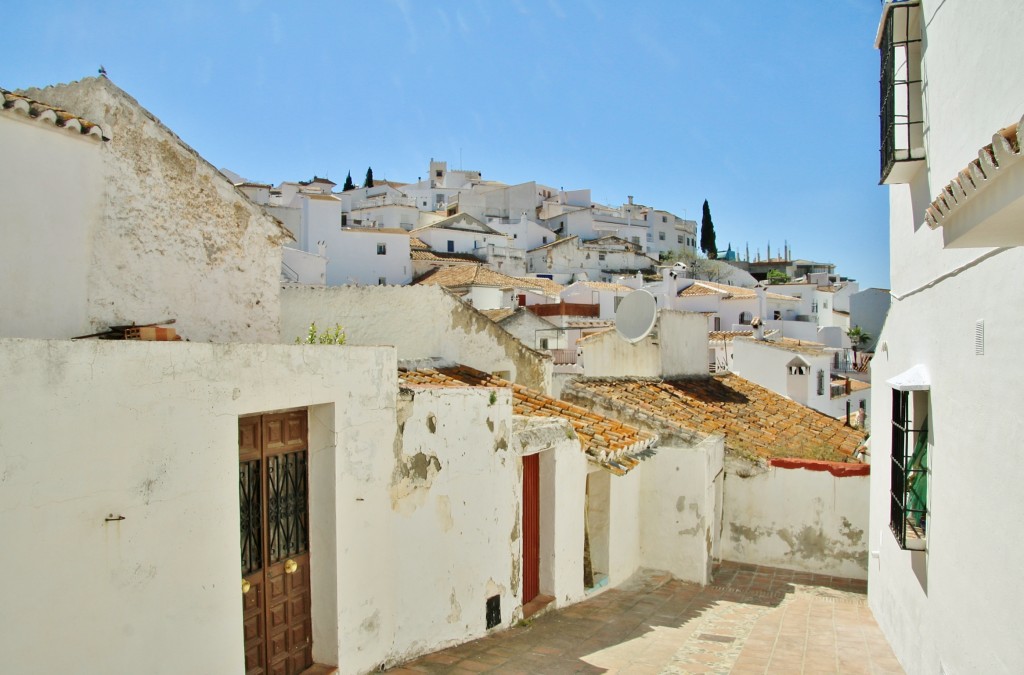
[409,250,482,265]
[413,264,541,289]
[708,330,756,341]
[925,117,1024,229]
[679,281,798,302]
[399,365,657,474]
[572,281,635,293]
[1,87,107,140]
[479,308,516,323]
[566,373,865,463]
[514,276,565,296]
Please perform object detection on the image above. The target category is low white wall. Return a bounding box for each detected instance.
[639,438,725,584]
[0,338,397,675]
[283,245,327,284]
[280,284,552,392]
[721,461,869,579]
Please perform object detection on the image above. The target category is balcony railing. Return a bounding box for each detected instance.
[353,196,416,209]
[549,349,578,365]
[528,302,600,318]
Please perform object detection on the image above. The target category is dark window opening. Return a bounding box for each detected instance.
[485,595,501,629]
[879,1,925,183]
[890,389,929,550]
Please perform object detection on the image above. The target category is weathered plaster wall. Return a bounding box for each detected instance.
[580,310,707,378]
[639,437,724,584]
[513,417,588,607]
[280,284,552,392]
[24,78,289,343]
[383,386,521,665]
[658,310,711,378]
[722,459,869,579]
[580,328,661,377]
[0,338,397,675]
[0,112,104,338]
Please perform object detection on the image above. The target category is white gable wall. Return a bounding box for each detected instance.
[0,110,103,338]
[21,78,288,343]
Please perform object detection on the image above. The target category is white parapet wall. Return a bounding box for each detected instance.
[721,458,870,580]
[280,284,553,393]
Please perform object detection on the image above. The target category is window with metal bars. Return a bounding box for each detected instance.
[890,388,929,550]
[879,1,925,184]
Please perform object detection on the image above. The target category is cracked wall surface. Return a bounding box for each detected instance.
[721,464,869,579]
[22,77,288,343]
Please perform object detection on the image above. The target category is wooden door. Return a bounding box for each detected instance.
[522,453,540,604]
[240,411,313,675]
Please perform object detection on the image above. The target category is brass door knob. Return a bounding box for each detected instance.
[242,579,252,594]
[284,559,298,574]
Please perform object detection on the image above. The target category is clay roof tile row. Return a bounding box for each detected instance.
[398,365,657,474]
[1,87,108,140]
[566,373,866,463]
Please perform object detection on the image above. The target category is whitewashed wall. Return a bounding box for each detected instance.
[869,1,1024,671]
[385,386,521,664]
[329,230,412,286]
[639,438,725,584]
[280,284,552,392]
[0,338,397,675]
[22,78,288,343]
[722,460,869,579]
[282,246,327,284]
[0,111,103,338]
[580,311,707,378]
[513,417,589,607]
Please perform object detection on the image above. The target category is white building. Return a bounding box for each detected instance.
[526,235,659,284]
[730,337,870,423]
[869,1,1024,673]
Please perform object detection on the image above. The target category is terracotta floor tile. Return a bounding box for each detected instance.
[386,567,901,674]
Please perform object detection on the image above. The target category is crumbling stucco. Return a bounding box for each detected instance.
[23,77,288,343]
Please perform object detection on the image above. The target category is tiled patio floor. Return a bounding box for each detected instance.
[387,562,903,674]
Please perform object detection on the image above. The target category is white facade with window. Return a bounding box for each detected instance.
[328,229,412,286]
[868,2,1024,673]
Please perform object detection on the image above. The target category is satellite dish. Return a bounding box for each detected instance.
[615,289,658,343]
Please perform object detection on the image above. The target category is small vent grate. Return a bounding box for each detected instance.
[485,595,501,629]
[975,320,985,355]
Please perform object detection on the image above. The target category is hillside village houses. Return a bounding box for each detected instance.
[867,0,1024,673]
[3,75,878,675]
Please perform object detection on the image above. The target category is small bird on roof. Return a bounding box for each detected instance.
[98,65,107,78]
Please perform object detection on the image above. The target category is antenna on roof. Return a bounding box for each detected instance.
[615,289,658,344]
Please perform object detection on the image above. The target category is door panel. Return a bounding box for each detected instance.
[241,411,312,675]
[522,453,540,604]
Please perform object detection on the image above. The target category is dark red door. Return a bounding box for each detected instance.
[240,411,313,675]
[522,453,540,604]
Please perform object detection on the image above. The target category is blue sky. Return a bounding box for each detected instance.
[4,1,890,289]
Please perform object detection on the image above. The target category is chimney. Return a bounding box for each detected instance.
[628,195,634,205]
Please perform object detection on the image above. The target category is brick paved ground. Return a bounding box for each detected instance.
[387,562,903,674]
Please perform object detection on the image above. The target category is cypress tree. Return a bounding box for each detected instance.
[700,199,718,260]
[364,167,374,188]
[342,172,354,191]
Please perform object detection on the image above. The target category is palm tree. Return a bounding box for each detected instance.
[846,325,872,361]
